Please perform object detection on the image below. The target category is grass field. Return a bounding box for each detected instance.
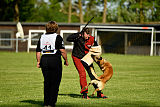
[0,52,160,107]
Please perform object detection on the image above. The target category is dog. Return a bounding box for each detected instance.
[88,55,113,96]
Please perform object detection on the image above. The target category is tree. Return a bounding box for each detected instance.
[1,0,160,23]
[68,0,72,23]
[84,0,100,22]
[102,0,107,23]
[59,0,80,23]
[14,0,20,22]
[117,0,124,23]
[78,0,83,23]
[0,0,16,21]
[154,0,160,22]
[27,0,68,22]
[19,0,36,22]
[139,0,144,23]
[0,0,36,22]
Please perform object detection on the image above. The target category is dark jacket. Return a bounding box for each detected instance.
[67,32,98,59]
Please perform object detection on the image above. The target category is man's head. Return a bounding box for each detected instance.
[82,28,90,40]
[46,21,58,33]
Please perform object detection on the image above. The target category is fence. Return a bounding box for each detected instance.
[0,27,160,56]
[80,25,160,56]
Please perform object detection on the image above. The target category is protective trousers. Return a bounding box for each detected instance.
[40,55,62,106]
[72,55,97,94]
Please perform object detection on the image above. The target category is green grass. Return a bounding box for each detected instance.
[0,52,160,107]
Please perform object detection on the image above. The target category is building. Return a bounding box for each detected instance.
[0,22,160,56]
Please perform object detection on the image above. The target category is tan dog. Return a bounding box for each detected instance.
[88,55,113,96]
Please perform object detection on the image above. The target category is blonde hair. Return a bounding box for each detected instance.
[46,21,58,33]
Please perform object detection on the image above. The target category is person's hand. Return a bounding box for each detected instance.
[37,62,40,68]
[64,60,69,66]
[78,32,83,37]
[79,33,82,37]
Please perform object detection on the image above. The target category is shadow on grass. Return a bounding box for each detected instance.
[59,94,158,107]
[58,93,105,99]
[0,98,157,107]
[0,100,43,107]
[20,100,43,106]
[59,93,82,98]
[20,99,72,107]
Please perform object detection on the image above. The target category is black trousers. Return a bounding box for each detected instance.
[40,55,62,106]
[81,61,98,89]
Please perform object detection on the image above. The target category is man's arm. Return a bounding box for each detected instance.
[66,32,81,42]
[60,49,69,66]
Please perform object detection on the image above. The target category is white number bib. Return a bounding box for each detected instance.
[40,33,57,54]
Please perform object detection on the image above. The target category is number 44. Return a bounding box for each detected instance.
[43,45,51,50]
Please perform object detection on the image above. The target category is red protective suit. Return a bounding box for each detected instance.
[67,33,98,93]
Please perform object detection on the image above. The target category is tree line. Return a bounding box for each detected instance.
[0,0,160,24]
